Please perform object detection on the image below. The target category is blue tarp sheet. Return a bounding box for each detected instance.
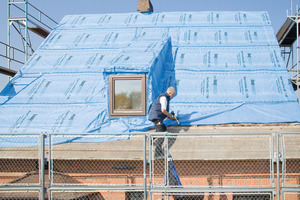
[0,11,300,145]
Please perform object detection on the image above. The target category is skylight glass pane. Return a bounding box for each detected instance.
[114,79,142,110]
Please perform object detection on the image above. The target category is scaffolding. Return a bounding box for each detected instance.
[276,1,300,103]
[0,0,58,77]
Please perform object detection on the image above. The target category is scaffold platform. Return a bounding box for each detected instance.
[277,17,300,46]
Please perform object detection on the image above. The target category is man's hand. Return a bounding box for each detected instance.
[171,111,181,126]
[162,109,176,120]
[167,114,176,120]
[167,112,176,120]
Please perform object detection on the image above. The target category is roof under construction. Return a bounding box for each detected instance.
[0,11,299,136]
[276,16,300,46]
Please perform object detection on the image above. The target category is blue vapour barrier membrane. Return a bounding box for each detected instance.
[0,11,300,147]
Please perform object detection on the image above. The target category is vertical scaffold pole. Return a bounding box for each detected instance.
[143,134,147,200]
[297,5,300,103]
[40,134,45,200]
[48,134,52,200]
[276,133,280,200]
[149,134,153,200]
[7,0,11,72]
[165,135,169,200]
[291,0,293,15]
[25,0,28,62]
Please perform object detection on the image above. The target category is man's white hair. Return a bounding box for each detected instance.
[167,86,175,94]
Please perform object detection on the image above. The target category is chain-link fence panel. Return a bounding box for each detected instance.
[282,191,300,200]
[0,191,40,199]
[150,133,274,188]
[49,134,146,186]
[50,190,144,200]
[0,132,288,199]
[151,192,273,200]
[0,134,41,186]
[281,133,300,187]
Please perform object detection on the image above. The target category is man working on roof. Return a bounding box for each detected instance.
[148,86,176,159]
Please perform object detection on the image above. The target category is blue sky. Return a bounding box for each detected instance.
[0,0,296,91]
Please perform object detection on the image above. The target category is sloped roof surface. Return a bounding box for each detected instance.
[0,11,299,136]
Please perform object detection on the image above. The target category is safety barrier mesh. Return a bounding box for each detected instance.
[0,191,39,199]
[282,133,300,187]
[0,132,299,200]
[49,134,145,186]
[0,134,40,186]
[151,192,273,200]
[50,190,144,200]
[282,191,300,200]
[150,134,273,188]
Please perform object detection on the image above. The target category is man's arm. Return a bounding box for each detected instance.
[160,96,176,120]
[161,109,175,120]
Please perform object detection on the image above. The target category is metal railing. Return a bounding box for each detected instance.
[9,1,58,31]
[0,132,299,199]
[0,41,25,65]
[6,0,58,68]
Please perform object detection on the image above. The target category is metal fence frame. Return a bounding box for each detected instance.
[280,132,300,200]
[0,133,45,199]
[0,132,299,200]
[149,132,275,189]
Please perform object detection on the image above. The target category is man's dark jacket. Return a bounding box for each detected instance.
[148,92,170,121]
